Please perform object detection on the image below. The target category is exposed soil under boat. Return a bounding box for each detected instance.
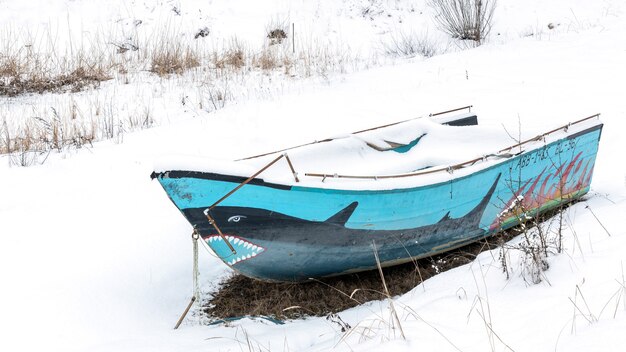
[203,203,562,322]
[203,199,582,321]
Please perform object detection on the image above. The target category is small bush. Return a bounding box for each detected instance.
[497,200,573,285]
[382,30,439,58]
[265,16,289,45]
[267,29,287,44]
[194,27,210,39]
[429,0,497,44]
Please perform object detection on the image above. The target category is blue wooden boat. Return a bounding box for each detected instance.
[152,108,603,282]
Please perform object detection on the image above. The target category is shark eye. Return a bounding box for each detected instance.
[228,215,246,223]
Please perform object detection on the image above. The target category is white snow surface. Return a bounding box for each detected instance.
[1,1,626,351]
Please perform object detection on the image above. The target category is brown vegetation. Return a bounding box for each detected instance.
[0,61,110,97]
[205,230,519,320]
[150,46,200,76]
[205,201,580,322]
[213,49,246,70]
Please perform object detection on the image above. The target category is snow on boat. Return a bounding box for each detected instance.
[151,107,603,282]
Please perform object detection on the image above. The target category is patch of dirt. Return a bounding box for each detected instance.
[205,229,520,320]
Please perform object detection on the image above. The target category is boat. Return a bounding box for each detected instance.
[151,106,603,282]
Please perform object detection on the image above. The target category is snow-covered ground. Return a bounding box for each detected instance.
[1,1,626,351]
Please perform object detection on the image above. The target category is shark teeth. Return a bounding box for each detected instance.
[203,234,265,266]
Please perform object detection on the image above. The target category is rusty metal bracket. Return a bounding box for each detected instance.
[204,212,237,255]
[429,105,473,117]
[191,227,200,241]
[208,154,285,211]
[283,153,300,182]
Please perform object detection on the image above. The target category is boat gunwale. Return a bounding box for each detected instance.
[153,115,602,196]
[305,114,601,181]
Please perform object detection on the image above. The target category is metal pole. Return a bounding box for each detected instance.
[205,212,237,254]
[208,153,285,210]
[174,296,196,330]
[429,105,473,117]
[284,153,300,182]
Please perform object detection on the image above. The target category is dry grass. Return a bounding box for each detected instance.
[205,230,518,320]
[1,23,366,163]
[0,26,114,97]
[205,203,578,321]
[0,54,111,97]
[499,197,584,284]
[0,109,97,165]
[216,50,245,69]
[253,48,283,71]
[213,39,247,70]
[381,30,439,58]
[0,26,200,161]
[150,45,200,76]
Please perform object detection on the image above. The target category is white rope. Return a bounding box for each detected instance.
[174,229,202,328]
[192,230,200,304]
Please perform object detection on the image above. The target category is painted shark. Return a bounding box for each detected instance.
[179,173,502,281]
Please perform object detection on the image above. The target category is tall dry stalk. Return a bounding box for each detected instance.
[429,0,497,44]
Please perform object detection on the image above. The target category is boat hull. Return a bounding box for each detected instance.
[154,124,602,281]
